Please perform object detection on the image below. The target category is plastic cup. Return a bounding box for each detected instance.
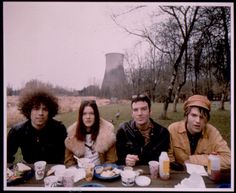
[44,176,58,187]
[62,171,74,187]
[34,161,47,180]
[85,163,95,182]
[54,167,67,186]
[120,170,136,186]
[148,160,159,179]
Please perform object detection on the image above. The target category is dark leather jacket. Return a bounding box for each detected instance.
[116,118,170,165]
[7,119,67,164]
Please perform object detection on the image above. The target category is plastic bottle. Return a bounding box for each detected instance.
[207,152,221,182]
[159,151,170,180]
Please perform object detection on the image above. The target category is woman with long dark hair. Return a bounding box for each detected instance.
[64,100,117,167]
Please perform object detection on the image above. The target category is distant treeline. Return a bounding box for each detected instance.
[7,79,78,96]
[7,79,103,97]
[7,79,229,103]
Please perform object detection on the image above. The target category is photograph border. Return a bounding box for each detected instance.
[2,1,234,192]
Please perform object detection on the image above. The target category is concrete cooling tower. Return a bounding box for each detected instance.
[101,53,127,98]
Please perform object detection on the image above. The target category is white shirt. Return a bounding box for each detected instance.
[84,134,100,165]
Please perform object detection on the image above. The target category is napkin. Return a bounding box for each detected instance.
[185,163,208,176]
[175,172,206,188]
[66,166,86,182]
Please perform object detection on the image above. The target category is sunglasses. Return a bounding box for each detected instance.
[131,94,147,99]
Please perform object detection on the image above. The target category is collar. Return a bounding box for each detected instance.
[136,120,154,131]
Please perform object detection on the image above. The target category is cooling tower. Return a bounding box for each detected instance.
[101,53,127,98]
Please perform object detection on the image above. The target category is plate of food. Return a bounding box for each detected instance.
[7,163,35,186]
[94,163,122,181]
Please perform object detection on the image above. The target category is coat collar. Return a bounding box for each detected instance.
[65,118,116,157]
[179,120,209,138]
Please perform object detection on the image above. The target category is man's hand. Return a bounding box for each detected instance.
[125,154,139,166]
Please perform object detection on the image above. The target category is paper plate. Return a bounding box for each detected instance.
[135,175,151,186]
[51,165,66,172]
[47,164,66,176]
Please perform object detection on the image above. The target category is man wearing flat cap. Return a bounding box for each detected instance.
[167,95,231,170]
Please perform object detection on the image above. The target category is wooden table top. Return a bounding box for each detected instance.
[5,163,231,191]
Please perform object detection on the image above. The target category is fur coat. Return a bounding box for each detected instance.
[64,118,117,166]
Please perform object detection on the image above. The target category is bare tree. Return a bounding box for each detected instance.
[213,7,231,110]
[111,4,231,113]
[156,6,199,119]
[188,6,231,108]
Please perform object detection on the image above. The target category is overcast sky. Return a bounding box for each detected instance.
[4,2,230,91]
[3,1,158,90]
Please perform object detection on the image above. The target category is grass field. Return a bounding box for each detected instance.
[8,101,232,163]
[56,101,231,146]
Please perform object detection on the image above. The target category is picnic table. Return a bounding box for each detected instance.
[5,163,231,191]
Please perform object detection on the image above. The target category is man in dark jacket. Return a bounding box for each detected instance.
[7,86,67,164]
[116,94,170,166]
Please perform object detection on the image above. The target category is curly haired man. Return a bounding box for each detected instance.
[7,86,67,164]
